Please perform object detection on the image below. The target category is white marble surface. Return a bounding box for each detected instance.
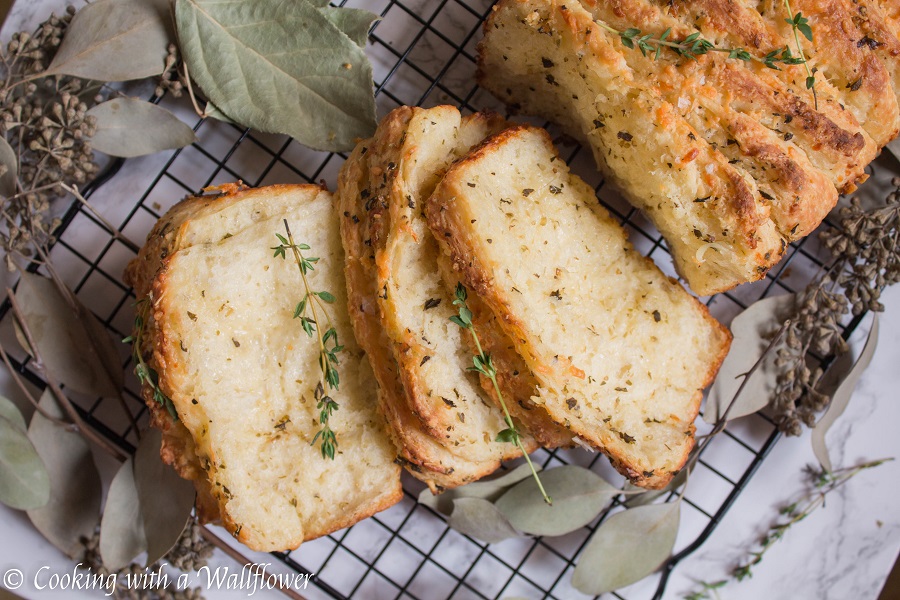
[1,1,899,599]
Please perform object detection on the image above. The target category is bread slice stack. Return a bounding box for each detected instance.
[124,184,402,551]
[477,0,894,296]
[337,106,574,493]
[426,125,732,488]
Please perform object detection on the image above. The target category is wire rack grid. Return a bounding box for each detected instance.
[0,0,882,598]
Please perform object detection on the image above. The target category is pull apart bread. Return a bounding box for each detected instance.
[426,125,732,488]
[124,184,402,551]
[337,106,573,493]
[478,0,899,296]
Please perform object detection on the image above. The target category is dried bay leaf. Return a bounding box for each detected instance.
[27,390,102,557]
[46,0,173,81]
[134,428,195,565]
[495,465,618,536]
[175,0,377,152]
[0,413,50,510]
[0,395,27,432]
[572,501,681,595]
[447,497,520,544]
[203,101,233,124]
[14,271,122,398]
[100,457,147,570]
[419,463,536,516]
[704,294,796,424]
[319,6,380,47]
[0,136,18,198]
[812,314,880,472]
[87,98,196,158]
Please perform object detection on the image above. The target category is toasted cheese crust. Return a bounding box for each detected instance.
[129,185,402,551]
[427,125,732,488]
[477,0,891,295]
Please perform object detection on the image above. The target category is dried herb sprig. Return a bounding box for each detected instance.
[772,179,900,435]
[123,296,177,420]
[594,20,804,69]
[450,283,551,505]
[0,9,103,268]
[685,458,891,599]
[272,219,343,460]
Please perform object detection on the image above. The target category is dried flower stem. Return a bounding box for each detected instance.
[59,182,141,253]
[7,287,127,461]
[684,459,891,599]
[450,283,552,505]
[272,219,343,460]
[0,339,69,425]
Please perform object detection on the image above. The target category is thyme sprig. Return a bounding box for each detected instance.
[783,1,818,109]
[685,459,890,598]
[272,219,343,460]
[122,297,177,420]
[594,21,803,69]
[450,283,552,505]
[594,3,817,107]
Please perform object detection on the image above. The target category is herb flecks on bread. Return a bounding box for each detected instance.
[426,125,732,488]
[478,0,894,295]
[125,184,401,551]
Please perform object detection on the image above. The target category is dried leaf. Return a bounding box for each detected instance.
[447,497,520,544]
[418,463,536,516]
[496,465,618,536]
[100,457,147,570]
[624,463,690,508]
[0,136,18,198]
[0,395,27,432]
[14,272,122,398]
[704,294,796,424]
[175,0,377,152]
[87,98,196,158]
[46,0,173,81]
[0,414,50,510]
[319,6,380,47]
[134,428,194,565]
[27,390,102,557]
[572,501,681,595]
[812,314,880,472]
[203,101,233,124]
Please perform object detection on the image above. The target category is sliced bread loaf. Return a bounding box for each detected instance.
[134,184,401,551]
[426,125,732,488]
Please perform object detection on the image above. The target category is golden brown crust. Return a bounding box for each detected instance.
[476,0,888,295]
[426,124,732,489]
[336,129,508,492]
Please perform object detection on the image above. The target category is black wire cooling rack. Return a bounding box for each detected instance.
[0,0,885,598]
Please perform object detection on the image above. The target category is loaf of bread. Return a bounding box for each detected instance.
[427,125,732,488]
[477,0,891,296]
[126,184,402,551]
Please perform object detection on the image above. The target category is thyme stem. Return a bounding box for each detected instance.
[783,0,818,110]
[451,283,552,505]
[274,219,342,460]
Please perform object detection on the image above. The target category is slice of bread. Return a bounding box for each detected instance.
[426,125,732,488]
[131,184,401,551]
[337,128,506,491]
[366,105,572,458]
[477,0,881,296]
